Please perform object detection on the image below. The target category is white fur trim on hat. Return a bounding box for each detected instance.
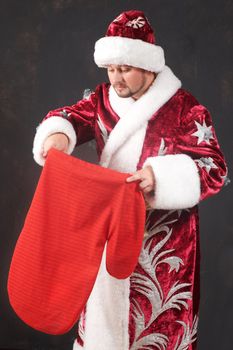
[144,154,201,209]
[33,116,77,166]
[94,36,165,73]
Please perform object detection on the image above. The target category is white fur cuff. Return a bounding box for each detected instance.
[144,154,201,210]
[32,116,77,166]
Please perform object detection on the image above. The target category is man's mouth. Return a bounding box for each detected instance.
[114,84,127,90]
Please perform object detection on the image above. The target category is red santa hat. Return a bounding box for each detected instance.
[94,10,165,73]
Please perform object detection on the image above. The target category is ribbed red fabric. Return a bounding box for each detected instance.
[8,149,145,335]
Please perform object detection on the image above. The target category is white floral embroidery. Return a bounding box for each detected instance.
[97,114,108,144]
[126,16,146,28]
[158,138,167,156]
[174,316,199,350]
[130,210,194,349]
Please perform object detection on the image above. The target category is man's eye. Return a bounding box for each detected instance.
[121,68,130,73]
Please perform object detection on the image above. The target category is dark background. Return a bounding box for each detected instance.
[0,0,232,349]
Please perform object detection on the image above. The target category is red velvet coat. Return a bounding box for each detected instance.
[33,66,227,350]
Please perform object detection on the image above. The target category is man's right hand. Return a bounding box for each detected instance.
[42,133,69,159]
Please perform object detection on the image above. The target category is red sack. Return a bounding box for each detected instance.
[8,149,145,335]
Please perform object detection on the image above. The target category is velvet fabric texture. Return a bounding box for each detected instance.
[94,10,165,73]
[106,10,155,44]
[8,149,145,335]
[33,66,227,349]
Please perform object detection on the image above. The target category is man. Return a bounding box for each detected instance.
[33,10,227,350]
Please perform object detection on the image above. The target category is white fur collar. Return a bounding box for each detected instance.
[108,87,135,119]
[100,66,181,168]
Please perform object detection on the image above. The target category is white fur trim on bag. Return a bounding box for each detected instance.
[94,36,165,73]
[144,154,201,209]
[32,116,77,166]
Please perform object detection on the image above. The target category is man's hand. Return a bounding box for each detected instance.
[126,166,155,194]
[42,133,69,158]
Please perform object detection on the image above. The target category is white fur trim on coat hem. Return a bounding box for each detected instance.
[94,36,165,73]
[73,340,83,350]
[32,116,77,166]
[80,248,130,350]
[144,154,201,209]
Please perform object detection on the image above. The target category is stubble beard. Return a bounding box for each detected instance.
[113,77,147,99]
[113,85,133,98]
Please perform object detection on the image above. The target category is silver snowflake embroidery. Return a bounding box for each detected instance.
[60,109,71,118]
[221,174,231,186]
[191,120,214,145]
[83,88,92,100]
[158,138,167,156]
[195,157,218,173]
[126,16,146,28]
[113,14,124,22]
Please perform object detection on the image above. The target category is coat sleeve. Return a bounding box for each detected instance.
[143,102,227,210]
[33,91,97,166]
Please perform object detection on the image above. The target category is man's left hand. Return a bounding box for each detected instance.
[126,166,155,194]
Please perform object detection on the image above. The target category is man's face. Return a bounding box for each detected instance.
[107,65,154,100]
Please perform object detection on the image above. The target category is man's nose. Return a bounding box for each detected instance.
[112,71,123,84]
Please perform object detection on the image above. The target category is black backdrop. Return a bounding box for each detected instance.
[1,1,232,349]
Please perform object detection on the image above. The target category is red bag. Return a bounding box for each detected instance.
[8,149,145,335]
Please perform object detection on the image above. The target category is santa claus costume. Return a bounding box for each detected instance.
[33,10,227,350]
